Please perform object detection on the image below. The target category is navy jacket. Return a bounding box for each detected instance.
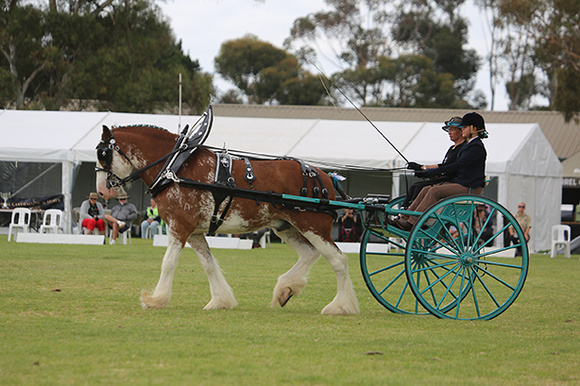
[422,137,486,188]
[436,141,465,179]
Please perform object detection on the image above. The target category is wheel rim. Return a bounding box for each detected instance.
[404,195,529,320]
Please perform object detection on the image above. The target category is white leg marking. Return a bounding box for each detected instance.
[188,234,238,310]
[302,231,360,315]
[271,227,320,308]
[140,232,185,309]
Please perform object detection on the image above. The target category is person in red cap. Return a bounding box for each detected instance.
[390,112,488,231]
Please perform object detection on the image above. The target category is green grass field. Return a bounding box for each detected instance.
[1,237,578,385]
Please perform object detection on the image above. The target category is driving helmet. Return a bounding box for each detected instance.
[442,116,463,132]
[461,112,489,139]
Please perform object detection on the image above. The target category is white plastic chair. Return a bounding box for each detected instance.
[550,224,571,258]
[259,229,271,248]
[8,208,31,242]
[119,227,132,245]
[145,223,163,239]
[39,209,63,234]
[109,223,132,245]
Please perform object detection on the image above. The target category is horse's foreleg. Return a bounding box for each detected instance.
[302,232,359,315]
[271,227,320,308]
[188,234,237,310]
[140,233,185,309]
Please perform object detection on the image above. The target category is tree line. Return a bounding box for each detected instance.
[0,0,212,113]
[1,0,578,119]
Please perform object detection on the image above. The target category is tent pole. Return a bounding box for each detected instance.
[62,161,74,234]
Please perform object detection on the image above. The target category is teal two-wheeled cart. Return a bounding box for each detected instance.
[288,192,529,320]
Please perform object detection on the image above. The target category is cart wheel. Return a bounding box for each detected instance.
[404,195,529,320]
[360,227,429,314]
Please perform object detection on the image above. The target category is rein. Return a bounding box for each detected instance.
[97,137,408,193]
[200,145,407,174]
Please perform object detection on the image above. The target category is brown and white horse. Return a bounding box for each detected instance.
[96,125,359,314]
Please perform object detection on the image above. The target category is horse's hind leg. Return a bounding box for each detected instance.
[141,232,185,309]
[271,227,321,308]
[188,234,237,310]
[302,231,359,315]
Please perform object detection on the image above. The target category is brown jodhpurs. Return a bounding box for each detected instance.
[403,182,483,224]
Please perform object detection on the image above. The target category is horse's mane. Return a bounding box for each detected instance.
[112,124,169,132]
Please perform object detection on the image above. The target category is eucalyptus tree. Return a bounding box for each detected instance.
[286,0,482,108]
[215,34,326,105]
[0,0,212,113]
[476,0,579,117]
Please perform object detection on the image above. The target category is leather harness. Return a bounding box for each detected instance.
[97,105,340,234]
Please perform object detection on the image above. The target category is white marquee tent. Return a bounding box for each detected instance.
[0,109,562,251]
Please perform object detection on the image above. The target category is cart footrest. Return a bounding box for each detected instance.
[364,194,391,204]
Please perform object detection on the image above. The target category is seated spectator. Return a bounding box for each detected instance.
[104,193,137,245]
[508,202,531,256]
[338,209,362,242]
[141,198,162,238]
[79,192,105,235]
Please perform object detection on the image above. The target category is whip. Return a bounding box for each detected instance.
[309,60,409,164]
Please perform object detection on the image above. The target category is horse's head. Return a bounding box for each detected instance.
[96,125,135,200]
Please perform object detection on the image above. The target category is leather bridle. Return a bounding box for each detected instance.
[95,133,181,191]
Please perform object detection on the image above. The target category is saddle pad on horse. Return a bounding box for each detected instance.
[149,105,214,196]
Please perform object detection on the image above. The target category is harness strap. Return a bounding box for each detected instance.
[209,151,237,233]
[174,176,338,220]
[243,158,260,206]
[214,151,236,187]
[243,158,255,186]
[295,159,328,199]
[208,195,234,234]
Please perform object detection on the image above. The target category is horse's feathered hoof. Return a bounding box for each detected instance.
[140,289,169,309]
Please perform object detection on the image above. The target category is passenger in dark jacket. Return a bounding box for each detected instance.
[390,112,488,231]
[402,116,465,208]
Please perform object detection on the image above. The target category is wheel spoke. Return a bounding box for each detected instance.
[395,279,411,308]
[468,269,481,318]
[370,260,404,276]
[379,267,406,294]
[472,268,502,308]
[423,258,463,305]
[434,265,462,309]
[418,263,459,297]
[431,211,463,253]
[410,258,458,273]
[471,207,496,248]
[475,259,523,270]
[453,267,469,318]
[475,245,519,259]
[475,265,517,291]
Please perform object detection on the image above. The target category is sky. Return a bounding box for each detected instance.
[158,0,510,110]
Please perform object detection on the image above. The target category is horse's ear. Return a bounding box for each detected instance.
[102,125,112,141]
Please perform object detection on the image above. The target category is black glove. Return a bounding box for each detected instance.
[415,169,435,178]
[407,162,423,171]
[414,170,429,178]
